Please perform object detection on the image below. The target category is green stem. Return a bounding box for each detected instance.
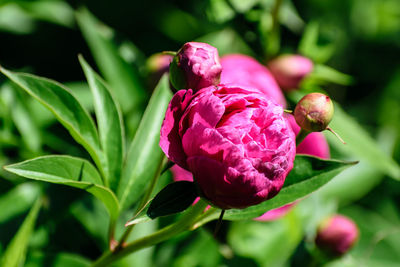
[296,129,310,146]
[115,156,167,251]
[92,199,208,267]
[266,0,283,57]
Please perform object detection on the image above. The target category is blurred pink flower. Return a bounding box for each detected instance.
[268,54,313,91]
[160,85,295,209]
[220,54,286,107]
[316,214,359,256]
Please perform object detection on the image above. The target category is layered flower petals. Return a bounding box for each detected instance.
[160,84,296,209]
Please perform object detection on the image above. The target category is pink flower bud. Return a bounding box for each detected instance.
[169,42,222,91]
[315,215,359,256]
[220,54,286,107]
[146,53,173,89]
[160,85,296,209]
[294,93,334,132]
[268,54,313,91]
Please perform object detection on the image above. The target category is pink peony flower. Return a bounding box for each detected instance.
[315,215,359,256]
[220,54,286,107]
[170,164,193,182]
[255,116,329,221]
[268,54,313,91]
[169,42,222,91]
[160,84,296,209]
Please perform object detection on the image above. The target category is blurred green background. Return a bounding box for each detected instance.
[1,0,399,266]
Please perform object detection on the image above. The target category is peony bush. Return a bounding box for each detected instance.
[1,2,398,267]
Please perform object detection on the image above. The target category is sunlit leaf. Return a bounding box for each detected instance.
[79,55,124,192]
[328,103,400,180]
[117,75,172,210]
[0,67,106,180]
[4,155,120,221]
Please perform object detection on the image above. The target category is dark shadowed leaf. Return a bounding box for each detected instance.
[147,181,198,219]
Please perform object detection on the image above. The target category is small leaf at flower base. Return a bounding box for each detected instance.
[4,155,120,221]
[147,181,198,219]
[1,198,42,267]
[226,156,356,220]
[223,156,357,220]
[195,155,356,225]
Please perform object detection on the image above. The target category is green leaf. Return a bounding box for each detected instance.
[222,155,355,221]
[1,83,41,153]
[0,183,41,224]
[4,155,120,221]
[0,67,106,181]
[328,103,400,180]
[79,55,124,192]
[1,197,42,267]
[117,75,172,210]
[147,181,198,219]
[305,64,354,86]
[76,8,146,113]
[298,21,335,63]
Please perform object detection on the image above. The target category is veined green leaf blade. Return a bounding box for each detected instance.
[0,67,105,180]
[1,197,42,267]
[4,155,120,221]
[328,103,400,180]
[79,55,124,192]
[118,75,172,210]
[223,155,356,221]
[75,8,147,113]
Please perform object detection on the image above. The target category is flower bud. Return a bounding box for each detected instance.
[169,42,222,91]
[294,93,334,132]
[315,215,358,256]
[146,53,173,89]
[268,54,313,91]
